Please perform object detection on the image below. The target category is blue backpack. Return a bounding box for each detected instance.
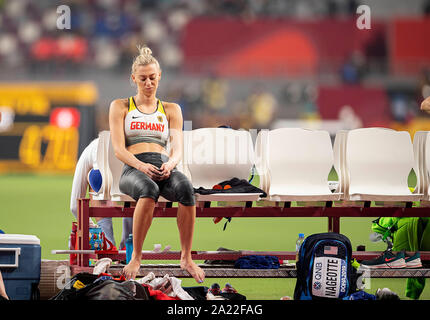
[294,232,358,300]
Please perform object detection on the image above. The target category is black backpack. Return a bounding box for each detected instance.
[294,232,358,300]
[50,272,152,300]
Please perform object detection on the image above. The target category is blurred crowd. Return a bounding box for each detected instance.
[3,0,428,72]
[0,0,187,73]
[0,0,368,73]
[0,0,430,131]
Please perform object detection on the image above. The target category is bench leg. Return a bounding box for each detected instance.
[328,217,340,233]
[77,199,90,267]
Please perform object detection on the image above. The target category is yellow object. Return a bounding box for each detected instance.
[73,280,86,290]
[0,82,98,107]
[351,258,360,270]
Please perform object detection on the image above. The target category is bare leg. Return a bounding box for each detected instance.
[122,198,155,279]
[177,204,205,283]
[0,271,8,300]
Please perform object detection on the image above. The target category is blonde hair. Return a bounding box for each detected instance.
[131,45,161,74]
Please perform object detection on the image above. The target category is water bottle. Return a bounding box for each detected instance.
[295,233,305,262]
[125,234,133,264]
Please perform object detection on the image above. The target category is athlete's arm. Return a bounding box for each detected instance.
[160,103,183,177]
[109,99,160,179]
[421,96,430,114]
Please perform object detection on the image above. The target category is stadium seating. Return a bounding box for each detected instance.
[254,129,270,195]
[97,128,261,204]
[413,131,427,198]
[107,132,134,202]
[425,133,430,199]
[71,126,430,274]
[176,130,192,181]
[186,127,261,202]
[258,128,341,201]
[90,131,112,201]
[333,130,349,197]
[413,131,430,201]
[343,128,421,201]
[91,127,430,204]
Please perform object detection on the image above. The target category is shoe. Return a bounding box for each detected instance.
[92,258,112,275]
[360,250,406,269]
[89,218,98,228]
[404,251,422,268]
[213,217,223,224]
[375,288,400,300]
[209,283,221,295]
[222,283,237,294]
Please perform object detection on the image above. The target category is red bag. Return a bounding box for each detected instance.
[69,222,78,265]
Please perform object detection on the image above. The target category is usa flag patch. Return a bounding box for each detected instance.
[324,246,338,255]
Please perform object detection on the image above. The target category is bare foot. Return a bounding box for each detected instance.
[181,259,205,283]
[0,290,8,300]
[122,259,141,280]
[0,272,8,300]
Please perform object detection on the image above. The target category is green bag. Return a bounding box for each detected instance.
[371,217,400,241]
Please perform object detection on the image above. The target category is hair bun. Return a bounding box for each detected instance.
[138,45,152,57]
[131,44,160,74]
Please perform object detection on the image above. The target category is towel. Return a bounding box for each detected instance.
[194,178,267,198]
[234,255,280,269]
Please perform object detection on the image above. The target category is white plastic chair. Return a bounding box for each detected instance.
[91,131,112,201]
[412,131,427,197]
[423,132,430,199]
[186,127,261,201]
[333,130,349,198]
[107,134,135,202]
[176,130,192,182]
[345,128,422,201]
[265,128,341,201]
[255,129,270,196]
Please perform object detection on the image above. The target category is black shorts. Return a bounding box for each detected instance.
[119,152,195,206]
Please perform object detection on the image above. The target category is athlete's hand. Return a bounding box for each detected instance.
[159,160,176,180]
[138,162,164,181]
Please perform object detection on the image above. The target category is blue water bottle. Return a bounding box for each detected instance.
[126,234,133,264]
[295,233,305,263]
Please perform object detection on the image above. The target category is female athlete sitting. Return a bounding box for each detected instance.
[109,46,205,283]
